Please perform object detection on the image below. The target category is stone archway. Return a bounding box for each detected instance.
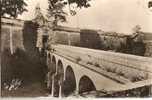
[62,66,76,96]
[47,55,56,94]
[50,55,56,74]
[79,75,96,94]
[47,53,51,67]
[53,60,64,97]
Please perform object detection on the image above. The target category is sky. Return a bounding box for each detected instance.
[19,0,152,34]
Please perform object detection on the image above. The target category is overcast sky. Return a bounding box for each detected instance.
[19,0,152,34]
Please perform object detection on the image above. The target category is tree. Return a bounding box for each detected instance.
[48,0,67,26]
[148,0,152,8]
[1,0,28,18]
[132,25,141,33]
[68,0,91,8]
[48,0,91,26]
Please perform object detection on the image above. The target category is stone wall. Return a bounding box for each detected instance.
[80,29,129,51]
[80,29,101,49]
[1,18,40,61]
[80,29,147,56]
[143,32,152,57]
[36,26,80,49]
[41,26,151,57]
[144,42,152,57]
[53,30,80,46]
[1,18,24,53]
[1,18,47,85]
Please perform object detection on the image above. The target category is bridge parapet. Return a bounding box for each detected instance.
[51,44,152,83]
[46,44,152,96]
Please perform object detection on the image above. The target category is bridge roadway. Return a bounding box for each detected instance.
[46,44,152,97]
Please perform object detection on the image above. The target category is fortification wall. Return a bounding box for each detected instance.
[1,18,46,84]
[1,18,40,59]
[143,32,152,57]
[53,30,80,46]
[1,18,25,53]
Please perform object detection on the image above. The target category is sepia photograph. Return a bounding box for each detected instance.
[1,0,152,98]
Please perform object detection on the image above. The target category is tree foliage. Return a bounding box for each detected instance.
[48,0,91,26]
[148,0,152,8]
[68,0,91,8]
[1,0,27,18]
[132,25,141,33]
[48,0,67,26]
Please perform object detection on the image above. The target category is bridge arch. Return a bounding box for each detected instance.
[79,75,96,94]
[47,53,51,65]
[46,54,56,94]
[62,66,76,96]
[48,53,51,59]
[50,55,56,74]
[53,60,64,97]
[52,55,56,62]
[57,60,64,78]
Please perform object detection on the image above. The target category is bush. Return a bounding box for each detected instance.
[1,48,47,87]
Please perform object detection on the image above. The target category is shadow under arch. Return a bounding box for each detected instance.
[62,66,76,96]
[50,55,56,74]
[47,55,56,94]
[53,59,64,97]
[47,53,51,67]
[57,60,64,77]
[79,75,96,94]
[48,53,51,60]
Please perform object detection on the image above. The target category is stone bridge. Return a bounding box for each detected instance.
[46,44,152,97]
[2,17,152,97]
